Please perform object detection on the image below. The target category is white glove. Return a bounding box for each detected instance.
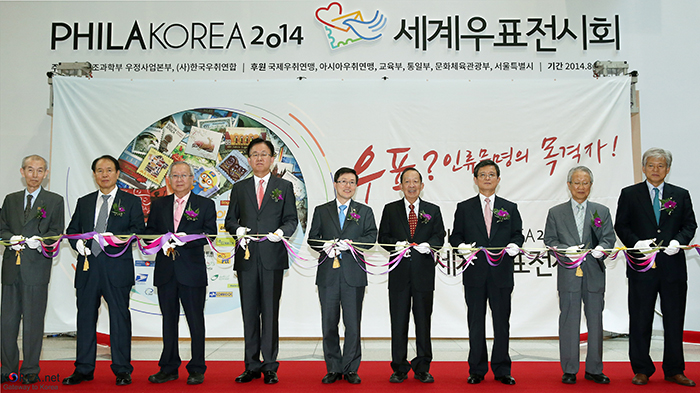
[414,242,431,254]
[25,235,41,250]
[457,242,475,256]
[323,240,340,258]
[565,244,583,253]
[395,241,411,258]
[505,243,520,257]
[76,239,91,257]
[664,239,681,256]
[633,238,656,253]
[171,232,186,247]
[336,239,352,252]
[236,227,251,248]
[9,235,25,251]
[266,229,284,243]
[591,245,605,259]
[162,240,176,255]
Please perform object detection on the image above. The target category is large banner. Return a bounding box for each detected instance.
[49,75,633,338]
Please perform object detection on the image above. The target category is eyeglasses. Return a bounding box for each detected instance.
[250,152,271,159]
[571,182,590,187]
[170,174,193,179]
[336,180,357,186]
[477,173,497,179]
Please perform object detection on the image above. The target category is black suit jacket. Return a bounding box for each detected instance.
[146,193,217,287]
[308,199,377,288]
[66,189,145,288]
[378,199,445,292]
[224,175,298,271]
[0,188,64,286]
[615,182,697,282]
[449,195,524,288]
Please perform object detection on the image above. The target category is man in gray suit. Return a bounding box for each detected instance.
[544,166,615,385]
[307,167,377,385]
[1,155,64,384]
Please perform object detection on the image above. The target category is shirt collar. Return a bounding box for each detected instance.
[570,198,588,211]
[24,186,42,201]
[404,198,420,212]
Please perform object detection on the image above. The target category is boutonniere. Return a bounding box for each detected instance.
[590,210,604,228]
[492,208,510,223]
[184,203,199,221]
[271,188,283,202]
[347,207,361,224]
[419,210,431,224]
[35,206,47,220]
[111,200,125,217]
[660,197,677,215]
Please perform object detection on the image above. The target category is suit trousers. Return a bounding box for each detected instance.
[318,273,365,374]
[464,283,513,377]
[1,275,49,375]
[157,278,207,375]
[75,256,133,375]
[558,283,604,374]
[628,276,687,377]
[389,286,433,373]
[237,262,283,372]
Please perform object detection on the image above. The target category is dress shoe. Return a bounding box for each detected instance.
[389,371,407,383]
[187,372,204,385]
[344,372,361,384]
[322,372,343,384]
[468,374,484,384]
[414,371,434,383]
[632,373,649,385]
[62,371,94,385]
[263,370,278,384]
[585,372,610,384]
[235,370,261,383]
[495,375,516,385]
[562,373,576,384]
[115,373,132,386]
[21,373,40,384]
[148,371,178,383]
[665,374,696,387]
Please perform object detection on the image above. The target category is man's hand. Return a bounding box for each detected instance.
[633,238,656,253]
[266,229,284,243]
[414,242,431,254]
[565,244,584,253]
[162,240,176,255]
[25,235,42,251]
[171,233,186,247]
[323,240,340,258]
[236,227,251,248]
[9,235,25,251]
[336,239,352,252]
[664,239,681,256]
[76,239,91,257]
[395,241,411,258]
[591,245,605,259]
[457,242,475,256]
[505,243,520,257]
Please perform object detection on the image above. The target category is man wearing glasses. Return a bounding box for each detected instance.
[449,159,524,386]
[225,138,298,384]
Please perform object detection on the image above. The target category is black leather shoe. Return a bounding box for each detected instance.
[495,375,516,385]
[115,373,132,386]
[62,371,94,385]
[263,370,278,384]
[235,370,261,383]
[322,372,343,384]
[585,372,610,384]
[389,371,407,383]
[187,372,204,385]
[148,371,178,383]
[21,373,40,384]
[468,374,484,384]
[344,372,361,384]
[414,372,434,383]
[562,373,576,384]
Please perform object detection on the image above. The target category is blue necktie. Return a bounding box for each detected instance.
[339,205,347,230]
[653,187,660,224]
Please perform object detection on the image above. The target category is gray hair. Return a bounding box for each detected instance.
[642,147,672,168]
[21,154,48,170]
[566,165,593,184]
[167,161,194,177]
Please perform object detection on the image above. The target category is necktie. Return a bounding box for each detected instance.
[174,198,185,231]
[92,195,110,256]
[257,179,265,209]
[484,197,492,237]
[339,205,347,230]
[653,187,661,224]
[24,194,33,221]
[408,204,417,238]
[575,204,584,242]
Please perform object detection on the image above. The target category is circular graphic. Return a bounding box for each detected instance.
[8,372,19,382]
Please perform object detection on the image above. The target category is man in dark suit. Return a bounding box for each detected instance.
[378,168,445,384]
[224,138,298,384]
[63,155,145,386]
[308,167,377,385]
[1,155,64,385]
[544,166,615,385]
[615,148,697,387]
[449,159,524,385]
[146,162,216,385]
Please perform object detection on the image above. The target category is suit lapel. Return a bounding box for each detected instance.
[259,176,275,212]
[328,201,342,235]
[471,197,489,239]
[489,196,501,240]
[13,192,26,227]
[635,183,658,227]
[564,202,582,244]
[165,194,176,232]
[244,177,258,211]
[401,200,412,240]
[25,189,45,225]
[659,184,674,228]
[86,191,99,231]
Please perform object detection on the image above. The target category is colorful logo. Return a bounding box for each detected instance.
[315,2,387,49]
[135,260,153,267]
[8,372,19,382]
[135,273,148,283]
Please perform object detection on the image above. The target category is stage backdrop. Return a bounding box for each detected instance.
[49,75,633,338]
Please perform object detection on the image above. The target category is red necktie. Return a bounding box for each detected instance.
[484,197,492,237]
[409,204,417,238]
[257,179,264,209]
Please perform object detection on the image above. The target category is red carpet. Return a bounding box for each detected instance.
[7,361,699,392]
